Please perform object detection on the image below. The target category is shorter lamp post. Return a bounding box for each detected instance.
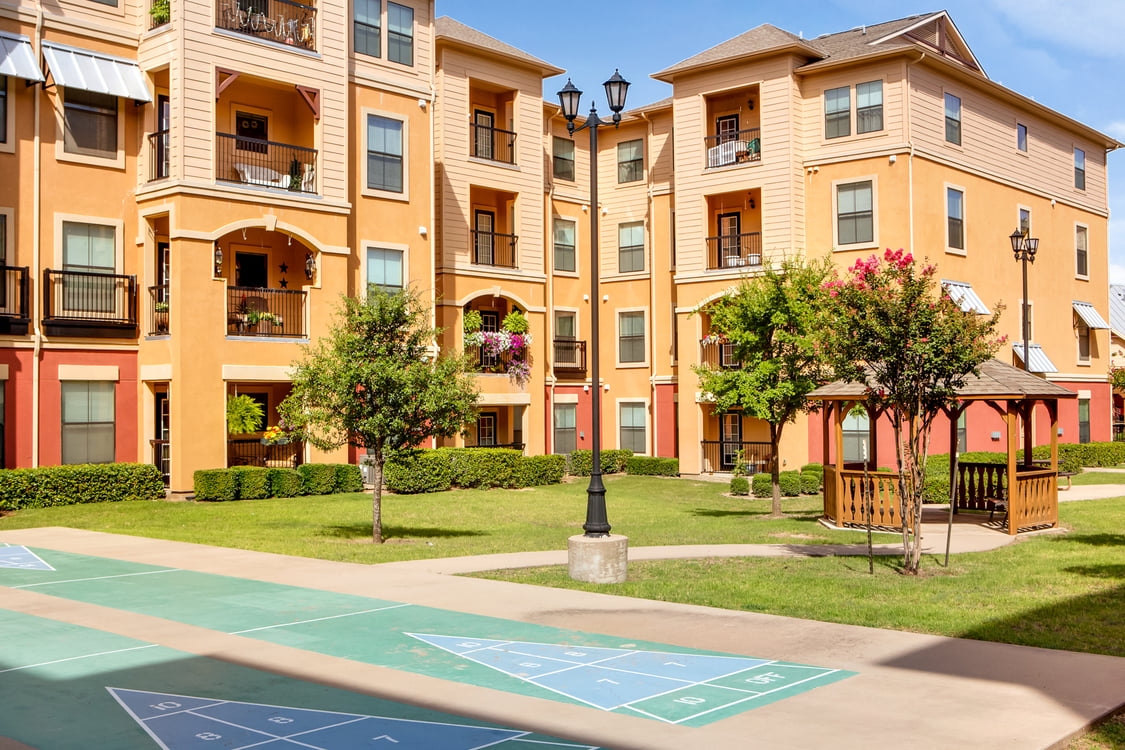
[1010,229,1039,372]
[557,70,630,538]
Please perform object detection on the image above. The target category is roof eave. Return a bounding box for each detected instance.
[651,41,823,83]
[435,34,564,78]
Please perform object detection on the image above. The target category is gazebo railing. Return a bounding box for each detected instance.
[823,466,907,530]
[954,462,1056,534]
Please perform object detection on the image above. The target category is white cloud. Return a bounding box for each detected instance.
[1106,121,1125,141]
[988,0,1125,59]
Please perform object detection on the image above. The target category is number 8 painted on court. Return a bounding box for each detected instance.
[150,702,180,710]
[195,732,222,740]
[674,696,706,705]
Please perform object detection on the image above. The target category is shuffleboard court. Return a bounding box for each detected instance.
[0,609,599,750]
[0,546,853,728]
[0,544,55,571]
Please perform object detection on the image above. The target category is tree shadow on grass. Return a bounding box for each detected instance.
[690,507,823,520]
[1048,533,1125,547]
[1062,564,1125,580]
[318,524,486,541]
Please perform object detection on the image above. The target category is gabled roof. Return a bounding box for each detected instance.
[1110,285,1125,339]
[808,359,1076,401]
[436,17,564,77]
[652,24,821,81]
[800,11,982,74]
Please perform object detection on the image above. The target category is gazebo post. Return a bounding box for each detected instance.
[1006,402,1019,536]
[1048,399,1060,529]
[821,401,831,467]
[834,401,847,524]
[868,404,879,472]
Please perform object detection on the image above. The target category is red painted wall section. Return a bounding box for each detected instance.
[548,385,591,453]
[0,350,35,468]
[654,383,677,457]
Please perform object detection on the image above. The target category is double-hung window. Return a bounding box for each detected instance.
[553,218,576,273]
[618,221,644,273]
[1076,226,1088,277]
[0,75,7,145]
[1017,123,1028,152]
[366,247,403,294]
[367,115,403,193]
[617,139,643,183]
[387,2,413,66]
[944,93,962,145]
[824,86,850,138]
[1074,148,1086,190]
[62,221,116,314]
[842,409,869,464]
[61,381,115,464]
[856,81,883,134]
[619,402,646,453]
[553,404,576,455]
[947,187,965,251]
[354,0,381,57]
[618,311,645,364]
[553,136,575,181]
[836,181,873,246]
[1077,319,1091,363]
[63,88,117,158]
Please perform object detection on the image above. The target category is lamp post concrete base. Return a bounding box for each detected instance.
[568,534,628,583]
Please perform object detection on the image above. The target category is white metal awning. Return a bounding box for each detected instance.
[0,32,44,82]
[942,280,990,315]
[1072,301,1109,329]
[41,41,150,102]
[1013,343,1058,374]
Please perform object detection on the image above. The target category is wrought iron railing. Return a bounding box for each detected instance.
[0,266,30,320]
[701,440,770,474]
[699,339,740,369]
[553,339,587,373]
[227,286,307,338]
[148,129,170,181]
[464,344,518,374]
[704,128,761,168]
[148,284,170,336]
[42,269,137,325]
[706,232,762,270]
[215,0,316,51]
[228,438,305,468]
[216,133,318,194]
[471,230,518,268]
[470,124,517,164]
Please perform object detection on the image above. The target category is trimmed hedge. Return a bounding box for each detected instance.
[450,448,522,489]
[267,468,303,498]
[514,455,567,487]
[730,476,749,496]
[384,450,454,494]
[193,463,363,501]
[298,464,337,496]
[193,469,239,502]
[385,448,568,494]
[800,463,824,476]
[333,463,364,493]
[751,473,771,498]
[800,471,821,495]
[0,463,165,511]
[233,467,270,500]
[567,449,633,476]
[779,470,802,497]
[626,456,680,477]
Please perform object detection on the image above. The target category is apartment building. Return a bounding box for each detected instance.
[0,6,1117,489]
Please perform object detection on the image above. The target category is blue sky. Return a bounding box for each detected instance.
[438,0,1125,281]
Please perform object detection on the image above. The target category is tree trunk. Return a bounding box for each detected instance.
[371,451,384,544]
[769,423,783,518]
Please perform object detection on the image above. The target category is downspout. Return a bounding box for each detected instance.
[640,110,657,456]
[428,39,437,331]
[545,109,560,453]
[31,8,44,467]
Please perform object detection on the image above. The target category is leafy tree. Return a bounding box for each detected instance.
[279,288,478,543]
[694,257,832,517]
[819,249,1003,574]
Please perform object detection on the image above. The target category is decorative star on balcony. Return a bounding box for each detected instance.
[279,263,289,274]
[279,279,288,289]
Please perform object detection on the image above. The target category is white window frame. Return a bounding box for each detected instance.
[386,1,414,67]
[0,74,12,154]
[824,85,850,139]
[1018,205,1032,239]
[0,208,11,266]
[855,80,883,135]
[53,213,124,271]
[553,307,579,341]
[617,220,645,274]
[1074,147,1086,191]
[552,136,575,182]
[362,108,409,201]
[55,88,125,169]
[831,176,878,251]
[1075,223,1089,280]
[363,242,408,295]
[353,0,381,59]
[945,183,966,255]
[943,91,962,146]
[616,307,648,368]
[1076,316,1091,365]
[552,216,578,275]
[616,398,650,455]
[1016,122,1028,154]
[60,380,116,465]
[617,138,644,183]
[552,402,577,455]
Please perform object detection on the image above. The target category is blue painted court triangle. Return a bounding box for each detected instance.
[0,545,54,571]
[108,688,532,750]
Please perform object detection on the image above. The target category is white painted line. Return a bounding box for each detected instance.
[228,603,412,634]
[12,568,181,588]
[0,644,158,674]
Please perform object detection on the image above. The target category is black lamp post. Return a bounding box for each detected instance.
[558,70,630,537]
[1010,228,1039,372]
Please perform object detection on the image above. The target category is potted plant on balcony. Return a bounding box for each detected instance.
[149,0,170,26]
[288,158,303,192]
[154,301,169,333]
[226,394,264,435]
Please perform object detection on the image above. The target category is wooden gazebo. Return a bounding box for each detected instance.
[808,359,1076,535]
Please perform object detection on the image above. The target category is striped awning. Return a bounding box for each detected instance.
[1012,343,1058,374]
[41,41,150,102]
[942,280,990,314]
[0,32,44,82]
[1072,301,1109,329]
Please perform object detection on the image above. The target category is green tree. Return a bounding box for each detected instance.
[279,288,479,543]
[694,257,832,517]
[820,249,1003,574]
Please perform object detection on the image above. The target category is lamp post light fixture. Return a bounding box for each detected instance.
[1010,228,1040,372]
[558,70,630,538]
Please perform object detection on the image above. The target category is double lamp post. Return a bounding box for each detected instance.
[1010,229,1039,372]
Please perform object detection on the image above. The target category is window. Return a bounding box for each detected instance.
[947,187,964,251]
[856,81,883,134]
[1017,123,1028,152]
[553,404,576,455]
[366,115,403,193]
[476,412,496,447]
[1076,225,1089,277]
[0,75,7,144]
[944,93,961,145]
[553,136,575,181]
[1074,148,1086,190]
[553,218,576,273]
[836,181,873,246]
[61,381,115,464]
[89,0,117,6]
[1077,319,1091,363]
[63,221,115,313]
[366,247,403,294]
[824,86,850,138]
[387,2,413,66]
[618,311,645,364]
[354,0,381,58]
[619,402,646,453]
[618,221,644,273]
[1019,208,1031,237]
[1079,399,1090,444]
[957,412,967,454]
[63,88,117,158]
[842,408,869,464]
[235,111,267,153]
[617,139,643,183]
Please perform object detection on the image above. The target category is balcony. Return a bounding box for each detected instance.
[148,284,170,336]
[470,123,516,164]
[227,286,307,338]
[706,232,762,271]
[553,339,587,375]
[705,129,761,168]
[472,230,518,268]
[216,133,317,194]
[148,129,170,182]
[0,266,30,335]
[699,339,740,369]
[215,0,317,52]
[228,437,305,468]
[42,269,137,338]
[702,440,770,474]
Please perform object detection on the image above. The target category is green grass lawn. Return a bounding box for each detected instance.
[0,476,873,563]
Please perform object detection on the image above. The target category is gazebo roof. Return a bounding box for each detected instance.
[807,359,1077,402]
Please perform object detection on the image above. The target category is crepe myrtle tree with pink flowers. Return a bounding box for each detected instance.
[820,249,1004,574]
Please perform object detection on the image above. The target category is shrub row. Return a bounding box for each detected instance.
[749,471,818,498]
[385,449,567,494]
[192,463,362,501]
[0,463,165,511]
[625,456,680,477]
[567,449,633,476]
[926,443,1105,479]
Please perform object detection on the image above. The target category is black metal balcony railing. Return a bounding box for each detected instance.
[704,128,761,168]
[228,438,305,468]
[465,344,519,374]
[553,339,587,373]
[470,124,517,164]
[706,232,762,270]
[0,265,30,320]
[227,286,307,338]
[215,0,316,51]
[148,129,170,181]
[699,339,740,369]
[472,230,518,268]
[216,133,318,194]
[702,440,770,474]
[148,284,170,336]
[42,270,137,333]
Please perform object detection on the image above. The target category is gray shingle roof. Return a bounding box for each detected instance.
[808,359,1077,401]
[436,17,564,76]
[653,24,820,80]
